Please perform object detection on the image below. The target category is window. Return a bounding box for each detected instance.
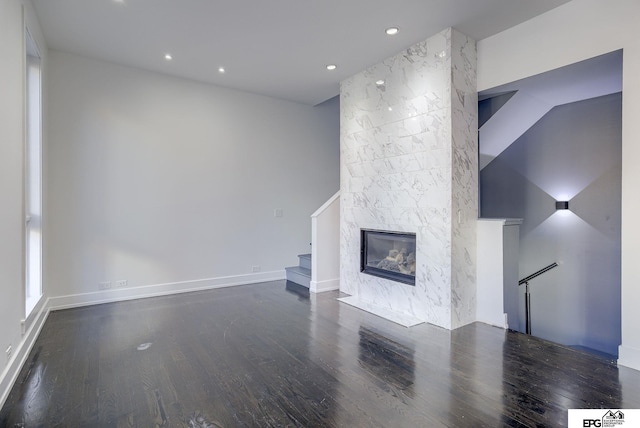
[25,28,42,316]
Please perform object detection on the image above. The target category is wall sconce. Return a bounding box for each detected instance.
[555,201,569,210]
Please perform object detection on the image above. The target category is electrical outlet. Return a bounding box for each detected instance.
[252,265,261,273]
[99,281,112,290]
[115,280,128,288]
[274,209,283,218]
[6,345,12,361]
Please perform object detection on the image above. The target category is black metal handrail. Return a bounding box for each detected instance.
[518,262,558,285]
[518,262,559,335]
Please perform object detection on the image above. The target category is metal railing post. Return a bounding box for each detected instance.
[518,262,559,335]
[524,281,531,335]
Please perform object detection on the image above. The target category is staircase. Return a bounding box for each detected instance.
[285,254,311,288]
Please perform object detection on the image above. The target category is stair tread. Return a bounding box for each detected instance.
[298,253,311,259]
[285,265,311,277]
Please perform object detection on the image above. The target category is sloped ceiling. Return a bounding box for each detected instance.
[479,50,623,169]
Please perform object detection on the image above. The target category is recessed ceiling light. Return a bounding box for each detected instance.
[326,64,337,71]
[385,27,399,36]
[164,53,173,60]
[218,67,225,73]
[376,79,385,86]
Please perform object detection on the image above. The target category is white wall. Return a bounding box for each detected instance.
[45,51,339,304]
[476,219,521,329]
[0,0,26,387]
[477,0,640,370]
[0,0,48,407]
[310,191,340,293]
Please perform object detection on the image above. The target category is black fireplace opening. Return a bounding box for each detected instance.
[360,229,416,286]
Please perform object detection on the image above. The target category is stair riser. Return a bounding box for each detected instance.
[299,255,312,270]
[286,270,311,288]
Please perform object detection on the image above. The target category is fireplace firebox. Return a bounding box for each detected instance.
[360,229,416,285]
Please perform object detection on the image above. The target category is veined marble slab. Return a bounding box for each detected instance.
[337,296,424,327]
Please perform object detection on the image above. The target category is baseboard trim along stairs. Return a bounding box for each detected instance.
[285,254,311,288]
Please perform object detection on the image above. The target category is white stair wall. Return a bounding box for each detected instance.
[310,191,340,293]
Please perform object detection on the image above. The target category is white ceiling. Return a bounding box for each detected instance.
[31,0,571,106]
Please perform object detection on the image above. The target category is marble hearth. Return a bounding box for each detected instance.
[339,28,478,330]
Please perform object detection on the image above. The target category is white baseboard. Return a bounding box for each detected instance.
[48,270,285,310]
[618,344,640,372]
[477,312,508,330]
[310,278,339,293]
[0,299,50,410]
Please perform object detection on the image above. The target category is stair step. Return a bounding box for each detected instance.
[285,265,311,288]
[298,253,312,270]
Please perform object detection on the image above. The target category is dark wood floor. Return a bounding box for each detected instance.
[1,281,639,427]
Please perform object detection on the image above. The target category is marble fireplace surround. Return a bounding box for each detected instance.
[339,28,478,330]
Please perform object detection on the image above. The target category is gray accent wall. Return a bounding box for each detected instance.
[481,93,622,356]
